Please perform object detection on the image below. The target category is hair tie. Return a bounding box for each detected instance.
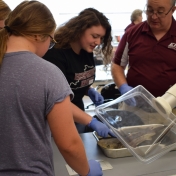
[4,26,11,33]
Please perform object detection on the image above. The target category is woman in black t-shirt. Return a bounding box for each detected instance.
[43,8,113,133]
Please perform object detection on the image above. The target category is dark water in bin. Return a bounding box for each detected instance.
[134,96,157,113]
[105,110,144,128]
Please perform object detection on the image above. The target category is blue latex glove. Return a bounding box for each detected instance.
[119,83,133,95]
[79,160,102,176]
[119,83,136,106]
[88,88,104,107]
[87,160,103,176]
[88,118,116,137]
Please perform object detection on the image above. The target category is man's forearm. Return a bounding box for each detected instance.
[111,62,127,88]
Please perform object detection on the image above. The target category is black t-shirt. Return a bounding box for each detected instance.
[43,47,95,110]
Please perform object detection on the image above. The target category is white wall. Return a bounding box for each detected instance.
[4,0,176,42]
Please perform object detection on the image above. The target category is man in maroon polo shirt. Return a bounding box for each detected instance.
[111,0,176,98]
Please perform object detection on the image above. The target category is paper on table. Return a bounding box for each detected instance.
[65,160,113,176]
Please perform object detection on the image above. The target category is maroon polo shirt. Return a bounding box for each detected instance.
[113,18,176,97]
[124,22,135,31]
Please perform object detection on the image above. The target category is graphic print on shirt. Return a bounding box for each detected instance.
[168,43,176,50]
[70,65,95,90]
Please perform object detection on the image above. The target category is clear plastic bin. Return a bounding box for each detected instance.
[95,85,176,163]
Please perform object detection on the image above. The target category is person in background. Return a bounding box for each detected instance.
[111,0,176,99]
[43,8,113,133]
[0,0,11,29]
[0,1,104,175]
[124,9,143,31]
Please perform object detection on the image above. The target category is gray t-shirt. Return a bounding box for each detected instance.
[0,51,73,175]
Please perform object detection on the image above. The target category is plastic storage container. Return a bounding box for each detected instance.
[95,85,176,163]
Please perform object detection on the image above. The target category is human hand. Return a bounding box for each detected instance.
[87,160,103,176]
[119,83,133,95]
[88,117,115,138]
[119,83,136,106]
[88,88,104,106]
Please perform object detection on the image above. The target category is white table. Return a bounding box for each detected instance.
[95,65,113,82]
[95,64,127,83]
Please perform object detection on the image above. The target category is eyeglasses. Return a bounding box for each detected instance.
[143,4,175,18]
[48,35,57,49]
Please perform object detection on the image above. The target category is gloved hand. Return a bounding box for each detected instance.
[88,117,116,137]
[119,83,136,106]
[87,160,103,176]
[88,88,104,107]
[119,83,133,95]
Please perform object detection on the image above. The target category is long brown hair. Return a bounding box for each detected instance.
[0,0,56,66]
[0,0,11,20]
[54,8,113,67]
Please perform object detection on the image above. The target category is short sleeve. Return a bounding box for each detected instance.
[44,63,74,116]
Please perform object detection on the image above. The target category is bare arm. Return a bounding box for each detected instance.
[111,62,127,88]
[71,102,92,125]
[47,96,89,176]
[71,101,114,139]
